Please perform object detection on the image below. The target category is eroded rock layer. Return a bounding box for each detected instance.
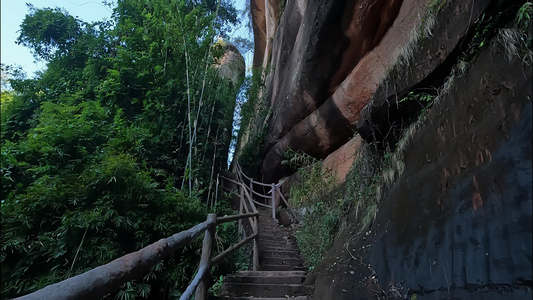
[262,0,489,181]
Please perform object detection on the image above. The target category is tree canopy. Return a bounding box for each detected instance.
[1,0,245,298]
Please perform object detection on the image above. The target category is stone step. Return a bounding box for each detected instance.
[259,223,280,228]
[261,264,307,271]
[260,250,301,259]
[259,230,293,235]
[210,297,310,300]
[259,221,283,226]
[260,257,304,266]
[258,233,293,239]
[259,215,278,219]
[237,270,307,277]
[259,234,293,239]
[258,236,296,241]
[260,246,300,253]
[224,271,306,284]
[259,229,290,234]
[221,282,313,298]
[259,240,298,251]
[259,240,297,246]
[259,230,294,237]
[258,213,276,218]
[259,230,292,235]
[258,237,294,243]
[259,244,299,251]
[258,238,297,245]
[259,237,297,242]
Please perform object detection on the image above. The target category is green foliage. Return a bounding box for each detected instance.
[497,2,533,64]
[281,148,316,170]
[290,163,342,268]
[344,145,385,235]
[236,67,270,178]
[1,0,243,298]
[398,91,435,104]
[238,126,267,178]
[289,164,338,208]
[232,36,253,55]
[291,141,394,269]
[295,201,341,269]
[16,5,82,60]
[516,2,533,31]
[428,0,447,15]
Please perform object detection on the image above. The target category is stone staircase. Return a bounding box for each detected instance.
[213,208,313,299]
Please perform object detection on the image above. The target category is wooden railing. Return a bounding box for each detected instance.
[14,164,296,300]
[234,163,299,224]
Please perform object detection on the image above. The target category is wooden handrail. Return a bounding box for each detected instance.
[224,175,268,201]
[180,266,207,300]
[238,164,299,224]
[239,189,257,230]
[19,164,296,300]
[251,189,271,199]
[241,184,258,213]
[219,175,241,186]
[14,219,214,300]
[236,164,272,188]
[194,214,216,299]
[278,190,299,223]
[251,199,271,208]
[217,212,259,224]
[211,233,258,266]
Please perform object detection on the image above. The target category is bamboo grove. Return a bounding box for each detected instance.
[1,0,247,298]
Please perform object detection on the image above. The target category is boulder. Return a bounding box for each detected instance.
[217,44,245,86]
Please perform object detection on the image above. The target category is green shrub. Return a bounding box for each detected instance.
[289,163,342,268]
[295,202,341,269]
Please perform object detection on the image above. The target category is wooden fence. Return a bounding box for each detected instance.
[13,163,296,300]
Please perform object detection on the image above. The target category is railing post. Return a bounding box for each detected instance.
[271,183,276,219]
[238,184,244,236]
[195,213,216,300]
[250,180,253,201]
[253,215,260,271]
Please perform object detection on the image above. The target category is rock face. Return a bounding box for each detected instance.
[248,0,532,298]
[260,0,496,182]
[312,43,532,300]
[260,0,406,181]
[321,135,363,183]
[365,47,532,298]
[251,0,280,68]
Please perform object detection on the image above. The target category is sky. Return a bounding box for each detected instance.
[1,0,113,76]
[1,0,252,78]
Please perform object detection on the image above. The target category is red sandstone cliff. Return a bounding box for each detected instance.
[245,0,532,298]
